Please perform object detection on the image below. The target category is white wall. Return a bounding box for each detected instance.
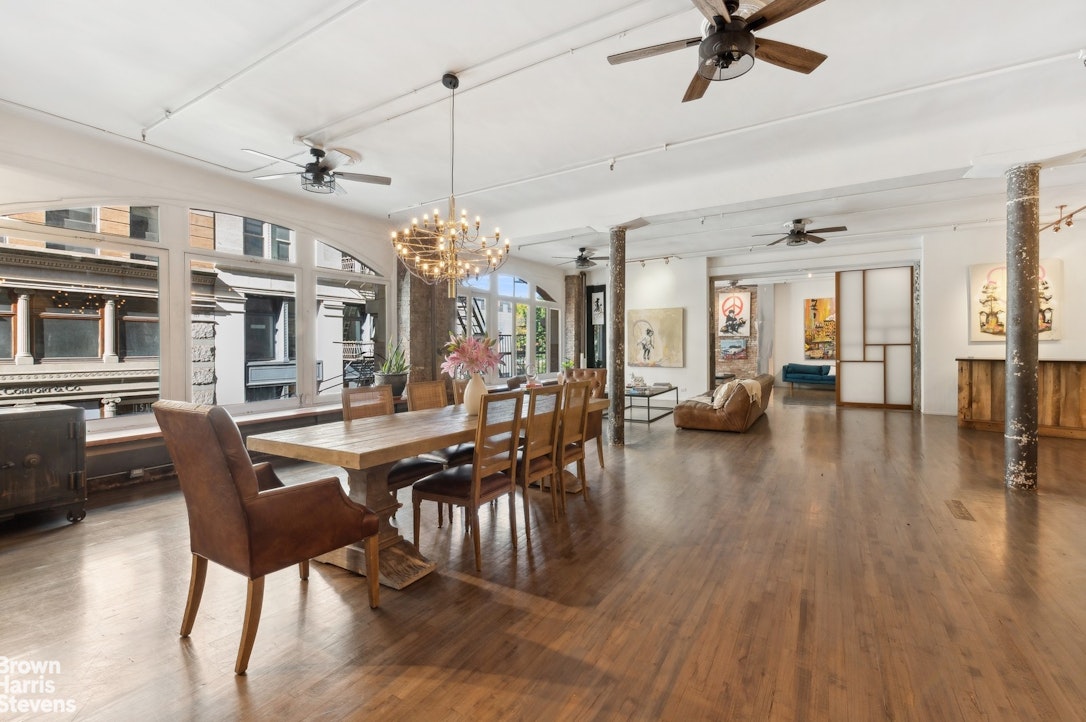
[772,277,838,380]
[921,223,1086,415]
[589,256,710,399]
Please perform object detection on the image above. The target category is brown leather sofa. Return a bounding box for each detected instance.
[672,374,774,432]
[558,367,606,465]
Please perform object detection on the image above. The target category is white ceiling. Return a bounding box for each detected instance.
[2,0,1085,279]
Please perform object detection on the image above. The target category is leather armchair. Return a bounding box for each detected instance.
[152,400,380,675]
[558,367,606,467]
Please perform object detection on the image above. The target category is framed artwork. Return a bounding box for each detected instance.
[590,289,605,326]
[968,259,1062,342]
[586,284,606,367]
[719,338,748,360]
[803,297,836,359]
[627,307,684,367]
[717,290,750,337]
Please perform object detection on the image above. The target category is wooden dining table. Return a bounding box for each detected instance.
[247,398,607,589]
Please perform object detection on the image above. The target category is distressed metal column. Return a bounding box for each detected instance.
[1004,163,1040,491]
[608,227,626,446]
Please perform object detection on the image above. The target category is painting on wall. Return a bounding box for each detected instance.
[717,290,751,337]
[719,338,748,360]
[627,307,684,367]
[803,297,836,359]
[968,259,1062,342]
[590,289,605,326]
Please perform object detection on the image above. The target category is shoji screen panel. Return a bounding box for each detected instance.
[836,266,914,409]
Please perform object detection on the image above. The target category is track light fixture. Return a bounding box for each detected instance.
[1041,203,1084,233]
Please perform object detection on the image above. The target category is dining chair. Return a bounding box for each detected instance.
[411,390,524,572]
[406,379,448,411]
[516,385,564,530]
[342,386,444,495]
[451,377,470,404]
[556,379,591,508]
[152,400,380,675]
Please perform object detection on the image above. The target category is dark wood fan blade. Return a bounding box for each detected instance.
[682,71,711,102]
[253,173,297,180]
[608,37,700,65]
[243,148,304,167]
[805,225,846,234]
[755,37,826,74]
[805,235,826,244]
[691,0,730,23]
[766,236,789,246]
[745,0,825,31]
[336,172,392,186]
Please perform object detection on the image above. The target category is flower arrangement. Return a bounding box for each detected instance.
[441,333,501,377]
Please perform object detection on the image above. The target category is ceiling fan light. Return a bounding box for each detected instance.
[301,170,334,194]
[698,29,756,81]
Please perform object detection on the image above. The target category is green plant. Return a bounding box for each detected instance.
[561,358,575,371]
[378,341,409,374]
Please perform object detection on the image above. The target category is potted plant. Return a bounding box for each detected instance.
[374,341,410,397]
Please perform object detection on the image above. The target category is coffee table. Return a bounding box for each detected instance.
[625,385,679,425]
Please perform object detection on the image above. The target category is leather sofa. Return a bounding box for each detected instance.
[672,373,774,432]
[557,367,606,465]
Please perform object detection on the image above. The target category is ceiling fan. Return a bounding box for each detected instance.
[757,218,846,246]
[555,247,608,269]
[607,0,827,102]
[243,143,392,195]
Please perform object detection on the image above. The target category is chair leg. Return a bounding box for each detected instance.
[548,472,560,521]
[180,554,208,637]
[508,492,518,550]
[364,534,380,609]
[413,496,422,549]
[298,559,309,580]
[578,458,589,499]
[596,435,605,467]
[235,577,265,675]
[437,500,444,528]
[470,507,482,571]
[520,478,532,543]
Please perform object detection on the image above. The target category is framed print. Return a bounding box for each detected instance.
[969,258,1062,342]
[717,290,750,337]
[803,297,836,359]
[627,307,684,367]
[719,338,748,360]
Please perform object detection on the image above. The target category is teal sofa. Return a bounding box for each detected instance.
[781,363,835,389]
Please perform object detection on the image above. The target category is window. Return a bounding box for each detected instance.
[45,208,96,232]
[36,302,100,359]
[272,224,292,261]
[120,311,159,358]
[316,240,377,274]
[0,302,12,358]
[316,276,386,396]
[243,217,264,257]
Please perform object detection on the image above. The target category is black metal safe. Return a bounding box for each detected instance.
[0,404,87,523]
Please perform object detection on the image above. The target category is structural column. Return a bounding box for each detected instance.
[14,293,33,365]
[1004,163,1040,491]
[102,299,119,363]
[607,227,626,446]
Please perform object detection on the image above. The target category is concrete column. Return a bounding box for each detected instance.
[398,264,455,382]
[563,274,584,367]
[608,227,626,446]
[102,298,119,363]
[1004,163,1040,491]
[14,293,33,365]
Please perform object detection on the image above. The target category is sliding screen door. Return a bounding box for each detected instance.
[836,266,914,409]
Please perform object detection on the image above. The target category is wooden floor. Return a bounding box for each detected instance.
[4,389,1086,721]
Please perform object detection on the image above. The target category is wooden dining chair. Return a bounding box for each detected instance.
[516,385,564,530]
[556,379,591,508]
[152,400,380,675]
[411,390,524,572]
[341,386,444,495]
[406,379,448,411]
[451,377,470,405]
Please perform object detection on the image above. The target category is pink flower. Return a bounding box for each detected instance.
[441,333,502,376]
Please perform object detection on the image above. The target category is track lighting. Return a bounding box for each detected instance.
[1041,203,1085,233]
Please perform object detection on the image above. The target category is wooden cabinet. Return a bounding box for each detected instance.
[957,358,1086,439]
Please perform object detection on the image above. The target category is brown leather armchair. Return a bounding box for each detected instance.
[152,400,381,675]
[558,367,606,467]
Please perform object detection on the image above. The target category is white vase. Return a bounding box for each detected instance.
[463,372,486,416]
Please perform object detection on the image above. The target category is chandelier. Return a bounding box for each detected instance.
[392,73,510,297]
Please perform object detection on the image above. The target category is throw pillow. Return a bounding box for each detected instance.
[712,380,736,409]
